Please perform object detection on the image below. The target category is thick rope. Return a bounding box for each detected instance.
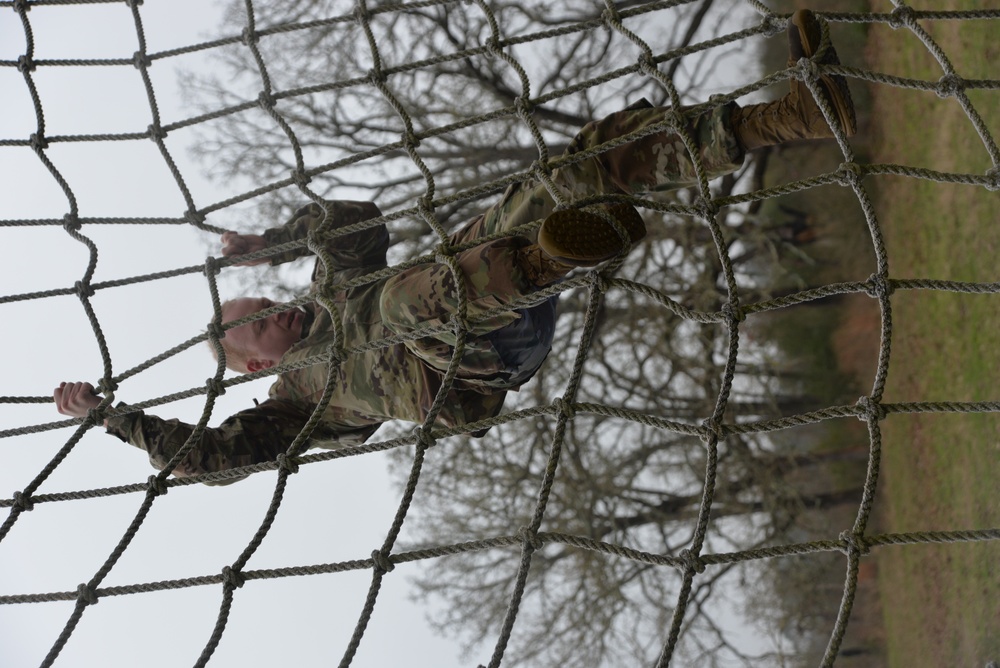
[2,2,999,667]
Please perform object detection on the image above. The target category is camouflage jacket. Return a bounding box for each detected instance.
[103,101,747,482]
[105,200,507,482]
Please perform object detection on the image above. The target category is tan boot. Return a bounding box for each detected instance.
[537,203,646,268]
[732,9,856,151]
[515,244,575,287]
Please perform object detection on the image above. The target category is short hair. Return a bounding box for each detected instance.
[208,299,252,373]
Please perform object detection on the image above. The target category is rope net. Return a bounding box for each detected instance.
[2,0,999,666]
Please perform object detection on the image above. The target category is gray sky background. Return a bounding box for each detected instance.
[0,2,472,666]
[0,1,781,666]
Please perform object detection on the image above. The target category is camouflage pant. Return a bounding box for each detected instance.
[381,101,744,386]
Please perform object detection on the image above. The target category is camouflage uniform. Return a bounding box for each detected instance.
[105,101,744,482]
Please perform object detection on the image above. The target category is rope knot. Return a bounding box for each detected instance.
[838,530,870,556]
[401,129,421,151]
[529,158,553,181]
[984,167,1000,192]
[678,548,706,573]
[855,395,886,422]
[864,273,894,299]
[513,95,534,120]
[693,196,719,221]
[85,406,106,426]
[720,301,745,323]
[759,14,784,38]
[77,583,99,605]
[700,417,723,441]
[95,377,118,395]
[12,491,34,512]
[146,475,169,497]
[241,26,259,46]
[206,321,226,341]
[554,396,576,419]
[636,52,659,77]
[837,162,863,187]
[936,74,965,99]
[792,56,820,83]
[290,169,312,187]
[415,195,435,216]
[483,36,502,59]
[411,425,436,449]
[16,54,35,73]
[205,377,226,397]
[184,209,206,226]
[257,90,276,109]
[353,4,371,23]
[370,549,395,573]
[276,453,300,475]
[74,281,95,299]
[126,0,144,7]
[147,123,167,140]
[326,345,348,365]
[451,314,473,335]
[62,213,81,232]
[600,6,621,29]
[516,526,544,551]
[12,0,31,14]
[433,243,455,262]
[222,565,246,589]
[591,272,612,294]
[661,109,684,132]
[366,68,387,85]
[888,6,916,30]
[30,132,48,151]
[131,51,151,69]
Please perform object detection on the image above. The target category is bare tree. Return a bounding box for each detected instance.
[179,1,855,665]
[185,0,762,241]
[388,294,863,666]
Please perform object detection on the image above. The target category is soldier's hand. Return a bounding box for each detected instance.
[54,382,102,418]
[221,231,269,266]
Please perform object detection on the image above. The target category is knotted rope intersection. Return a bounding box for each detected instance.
[2,1,1000,667]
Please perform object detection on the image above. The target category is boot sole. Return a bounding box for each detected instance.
[538,203,646,266]
[789,10,857,136]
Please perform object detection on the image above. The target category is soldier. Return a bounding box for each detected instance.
[56,10,855,482]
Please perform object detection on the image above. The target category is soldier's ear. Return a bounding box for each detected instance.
[245,358,275,373]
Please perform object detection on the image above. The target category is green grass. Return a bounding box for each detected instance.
[747,2,1000,663]
[864,5,1000,666]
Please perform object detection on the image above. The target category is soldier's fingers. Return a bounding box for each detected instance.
[64,381,87,400]
[54,383,75,414]
[221,233,246,255]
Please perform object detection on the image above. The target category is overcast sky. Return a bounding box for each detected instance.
[0,1,789,666]
[0,2,477,666]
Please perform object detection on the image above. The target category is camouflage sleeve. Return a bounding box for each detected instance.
[261,200,388,269]
[104,399,378,484]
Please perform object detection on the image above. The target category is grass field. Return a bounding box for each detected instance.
[860,5,1000,666]
[753,2,999,664]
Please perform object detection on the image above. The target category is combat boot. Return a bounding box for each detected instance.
[518,204,645,286]
[536,203,646,269]
[515,244,576,287]
[732,9,856,151]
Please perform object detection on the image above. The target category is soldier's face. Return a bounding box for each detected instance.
[223,297,304,372]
